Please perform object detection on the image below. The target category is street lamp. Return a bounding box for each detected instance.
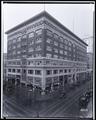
[33,87,40,118]
[28,89,33,105]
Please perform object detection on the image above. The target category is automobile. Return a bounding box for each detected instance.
[59,92,66,99]
[79,95,89,109]
[7,86,14,93]
[85,90,93,98]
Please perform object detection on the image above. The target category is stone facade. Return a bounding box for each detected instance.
[5,11,88,95]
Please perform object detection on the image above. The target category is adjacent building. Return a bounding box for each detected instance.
[5,11,88,95]
[3,53,7,83]
[87,52,93,69]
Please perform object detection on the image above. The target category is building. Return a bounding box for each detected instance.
[86,52,93,81]
[3,53,7,83]
[87,52,93,69]
[5,11,88,95]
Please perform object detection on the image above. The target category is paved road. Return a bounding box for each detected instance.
[2,80,93,119]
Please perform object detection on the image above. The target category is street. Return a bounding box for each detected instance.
[2,80,93,119]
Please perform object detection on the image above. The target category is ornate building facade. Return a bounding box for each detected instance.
[5,11,89,95]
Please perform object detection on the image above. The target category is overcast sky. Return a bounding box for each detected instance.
[3,3,94,53]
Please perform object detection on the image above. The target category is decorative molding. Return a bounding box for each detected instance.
[44,18,87,49]
[7,18,44,39]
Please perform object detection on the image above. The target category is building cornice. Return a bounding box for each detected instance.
[5,11,88,46]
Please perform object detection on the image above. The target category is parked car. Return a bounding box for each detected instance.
[85,90,93,99]
[79,95,89,109]
[7,85,14,93]
[79,89,93,109]
[59,92,66,99]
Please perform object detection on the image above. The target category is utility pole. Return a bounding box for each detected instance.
[73,17,75,33]
[82,36,93,53]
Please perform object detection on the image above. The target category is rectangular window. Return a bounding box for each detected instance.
[35,70,41,75]
[53,55,58,58]
[46,38,51,43]
[64,51,67,55]
[60,50,63,54]
[12,69,15,73]
[23,69,26,73]
[36,37,42,43]
[65,40,68,45]
[29,40,34,45]
[59,56,63,59]
[65,46,68,50]
[53,70,58,74]
[13,51,16,55]
[46,46,52,51]
[69,47,71,51]
[8,41,12,45]
[28,32,34,38]
[17,69,21,73]
[21,42,27,46]
[54,33,58,39]
[13,46,16,49]
[17,51,20,54]
[13,39,16,43]
[17,44,21,48]
[17,61,21,65]
[59,70,63,73]
[60,44,63,48]
[22,34,27,39]
[28,61,30,65]
[28,47,34,52]
[46,70,52,75]
[17,37,21,42]
[28,70,33,74]
[46,53,52,58]
[69,69,71,72]
[8,69,11,72]
[36,29,42,35]
[60,37,64,42]
[69,42,72,46]
[64,69,67,73]
[54,41,58,46]
[46,29,53,37]
[35,53,41,57]
[35,45,41,51]
[73,44,75,48]
[54,48,58,53]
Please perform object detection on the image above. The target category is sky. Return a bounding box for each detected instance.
[2,3,94,53]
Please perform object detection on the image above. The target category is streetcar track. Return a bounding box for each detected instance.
[50,87,88,117]
[3,80,92,118]
[3,95,36,117]
[40,81,91,116]
[40,81,91,114]
[45,86,88,117]
[3,101,24,117]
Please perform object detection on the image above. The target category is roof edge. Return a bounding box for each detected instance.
[5,11,88,46]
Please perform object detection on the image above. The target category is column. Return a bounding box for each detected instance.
[51,77,54,92]
[74,73,77,83]
[62,75,65,91]
[33,77,35,91]
[41,69,46,95]
[50,70,54,92]
[58,75,59,89]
